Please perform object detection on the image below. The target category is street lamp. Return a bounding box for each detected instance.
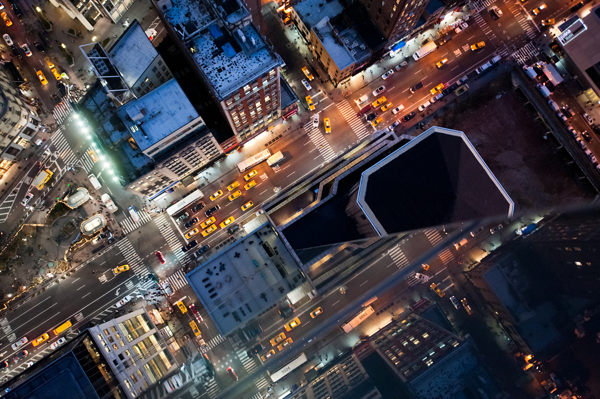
[61,43,66,49]
[35,6,41,12]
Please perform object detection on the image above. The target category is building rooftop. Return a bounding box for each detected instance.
[338,27,370,65]
[186,222,303,336]
[81,214,106,235]
[162,0,215,36]
[358,127,514,236]
[344,3,386,51]
[294,0,344,29]
[67,187,90,208]
[280,75,298,109]
[117,79,200,151]
[109,20,158,88]
[190,23,281,99]
[314,18,355,71]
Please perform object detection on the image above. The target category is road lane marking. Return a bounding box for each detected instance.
[332,300,340,307]
[71,278,80,284]
[259,190,268,195]
[77,285,86,291]
[82,292,91,299]
[360,280,368,286]
[287,172,295,177]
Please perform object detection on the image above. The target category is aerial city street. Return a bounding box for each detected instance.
[0,0,599,396]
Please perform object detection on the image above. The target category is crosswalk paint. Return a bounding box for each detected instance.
[154,214,190,264]
[438,248,455,265]
[473,13,500,47]
[164,269,189,292]
[53,101,73,124]
[254,376,270,390]
[236,348,258,374]
[511,42,539,65]
[424,228,443,246]
[335,100,370,140]
[116,238,151,280]
[205,378,220,398]
[119,209,152,235]
[388,245,409,268]
[304,123,337,162]
[404,271,421,286]
[200,334,226,354]
[250,392,265,399]
[470,0,497,12]
[0,181,23,223]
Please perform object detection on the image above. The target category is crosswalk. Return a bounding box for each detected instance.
[509,3,538,40]
[438,248,455,265]
[53,101,73,124]
[154,214,189,264]
[388,245,409,269]
[200,334,227,354]
[335,100,370,140]
[424,228,443,246]
[404,271,421,287]
[250,392,265,399]
[0,181,23,223]
[470,0,496,13]
[164,269,189,292]
[79,146,96,172]
[204,378,220,398]
[511,42,539,65]
[304,122,337,163]
[116,238,152,286]
[473,13,500,48]
[254,376,270,391]
[236,348,258,374]
[119,209,152,235]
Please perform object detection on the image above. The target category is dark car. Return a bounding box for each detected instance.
[562,105,574,118]
[228,224,240,235]
[247,343,265,357]
[191,202,205,213]
[366,112,377,121]
[571,1,584,12]
[51,94,61,105]
[11,47,21,59]
[0,360,8,369]
[205,205,220,217]
[11,4,22,18]
[442,84,458,96]
[402,112,416,122]
[182,240,198,252]
[278,299,294,318]
[34,41,44,52]
[184,218,199,229]
[390,120,401,129]
[582,131,593,143]
[196,244,210,256]
[13,350,28,363]
[56,82,67,96]
[409,82,423,93]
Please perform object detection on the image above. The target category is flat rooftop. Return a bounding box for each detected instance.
[294,0,344,29]
[186,223,302,336]
[358,127,514,235]
[190,23,281,99]
[117,79,200,151]
[314,18,355,71]
[109,20,157,88]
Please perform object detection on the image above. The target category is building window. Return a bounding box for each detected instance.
[158,60,163,66]
[152,66,158,73]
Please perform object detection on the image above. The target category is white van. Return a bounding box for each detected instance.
[523,65,537,79]
[88,174,102,190]
[355,94,369,105]
[548,100,559,111]
[536,83,551,98]
[418,101,431,112]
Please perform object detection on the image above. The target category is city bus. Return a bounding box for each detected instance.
[166,189,204,216]
[53,320,72,336]
[341,306,374,333]
[237,149,270,172]
[128,206,141,223]
[269,352,307,382]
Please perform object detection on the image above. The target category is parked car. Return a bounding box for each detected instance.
[366,112,377,121]
[410,82,423,93]
[115,295,134,308]
[13,350,28,363]
[191,202,205,213]
[490,224,503,234]
[176,212,189,224]
[402,112,416,122]
[184,218,199,229]
[196,245,210,256]
[301,78,311,90]
[182,240,198,252]
[50,337,66,349]
[205,205,220,217]
[381,69,394,80]
[582,113,594,125]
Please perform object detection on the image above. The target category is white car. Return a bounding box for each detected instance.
[301,79,311,91]
[372,86,386,96]
[115,295,134,308]
[164,374,183,393]
[21,44,32,57]
[381,70,394,80]
[3,33,12,46]
[582,113,594,125]
[392,105,404,115]
[25,361,34,368]
[491,5,502,17]
[50,337,66,349]
[11,337,28,351]
[0,2,4,10]
[21,193,33,207]
[415,273,430,282]
[312,113,319,128]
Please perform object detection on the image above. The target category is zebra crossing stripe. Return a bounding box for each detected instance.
[304,123,337,162]
[119,209,152,235]
[200,334,226,354]
[424,229,443,246]
[154,215,189,263]
[254,376,270,390]
[511,42,539,65]
[116,238,151,278]
[236,349,258,373]
[438,248,454,265]
[404,271,420,286]
[388,246,409,267]
[335,100,370,140]
[164,269,189,292]
[53,101,73,124]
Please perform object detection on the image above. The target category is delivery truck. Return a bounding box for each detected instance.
[32,169,53,190]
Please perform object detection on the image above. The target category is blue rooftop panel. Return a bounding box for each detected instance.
[209,24,223,38]
[222,42,237,58]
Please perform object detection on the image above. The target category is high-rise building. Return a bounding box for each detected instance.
[49,0,135,31]
[357,0,430,44]
[155,0,285,144]
[0,64,42,180]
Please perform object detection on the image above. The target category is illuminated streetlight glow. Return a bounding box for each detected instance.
[36,6,41,12]
[113,177,119,181]
[61,43,66,49]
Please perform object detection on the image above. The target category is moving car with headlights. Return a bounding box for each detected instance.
[541,18,554,25]
[32,333,49,347]
[430,83,444,95]
[241,201,254,211]
[219,216,235,228]
[3,33,12,46]
[227,367,238,381]
[113,264,129,274]
[306,95,315,111]
[392,105,405,114]
[312,113,319,128]
[461,298,474,315]
[372,96,386,108]
[21,43,32,57]
[382,70,394,80]
[185,228,199,239]
[310,307,323,318]
[302,66,314,81]
[491,5,502,17]
[13,350,28,363]
[371,117,383,128]
[244,170,258,181]
[470,41,485,51]
[430,283,445,297]
[450,296,460,309]
[284,317,301,331]
[261,349,276,361]
[11,337,28,350]
[205,205,220,217]
[270,332,286,346]
[324,118,331,133]
[115,295,134,308]
[1,11,12,26]
[372,86,386,96]
[381,102,393,112]
[301,78,311,90]
[410,82,423,93]
[209,190,223,201]
[532,3,546,14]
[176,301,188,314]
[277,337,293,351]
[202,225,217,237]
[37,70,48,85]
[436,58,448,68]
[156,251,166,264]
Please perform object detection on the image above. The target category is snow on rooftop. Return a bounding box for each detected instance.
[163,0,214,33]
[109,22,157,88]
[314,19,355,71]
[119,79,199,151]
[294,0,344,28]
[192,23,280,98]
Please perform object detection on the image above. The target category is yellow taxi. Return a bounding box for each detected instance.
[421,263,430,271]
[2,12,12,26]
[371,117,383,128]
[227,181,240,191]
[113,264,130,274]
[436,58,448,68]
[189,320,201,336]
[32,333,50,347]
[541,18,555,25]
[228,190,242,201]
[277,337,293,351]
[261,349,276,361]
[310,307,323,318]
[284,317,301,331]
[244,180,257,190]
[241,201,254,211]
[302,66,314,81]
[185,228,199,239]
[470,41,485,51]
[244,170,258,181]
[381,102,393,112]
[176,301,188,313]
[219,216,235,228]
[430,283,445,297]
[461,298,474,315]
[430,83,444,95]
[88,149,99,162]
[202,225,217,237]
[201,216,216,229]
[306,95,315,111]
[209,190,223,201]
[51,68,62,80]
[44,56,55,69]
[372,96,387,108]
[270,332,286,346]
[37,71,48,85]
[324,118,331,133]
[532,3,546,14]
